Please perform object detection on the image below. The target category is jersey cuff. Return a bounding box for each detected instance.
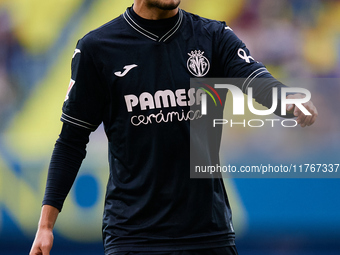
[242,67,270,93]
[61,112,98,131]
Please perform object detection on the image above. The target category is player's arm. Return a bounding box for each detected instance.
[217,24,317,126]
[30,35,106,254]
[30,123,91,255]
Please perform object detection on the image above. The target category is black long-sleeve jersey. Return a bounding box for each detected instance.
[43,7,287,254]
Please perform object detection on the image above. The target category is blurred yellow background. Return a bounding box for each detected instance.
[0,0,339,254]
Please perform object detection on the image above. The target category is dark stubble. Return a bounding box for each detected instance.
[146,0,181,10]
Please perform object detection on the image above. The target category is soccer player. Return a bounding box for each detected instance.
[29,0,318,254]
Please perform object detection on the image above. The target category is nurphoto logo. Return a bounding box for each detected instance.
[197,80,312,128]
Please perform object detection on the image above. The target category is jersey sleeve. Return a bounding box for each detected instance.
[217,24,271,84]
[61,38,107,131]
[216,23,291,116]
[42,123,90,211]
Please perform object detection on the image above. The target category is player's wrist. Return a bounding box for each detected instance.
[37,223,54,231]
[37,205,59,231]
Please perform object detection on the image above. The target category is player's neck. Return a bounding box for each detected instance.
[133,3,178,20]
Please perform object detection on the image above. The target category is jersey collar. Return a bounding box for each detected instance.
[123,8,183,42]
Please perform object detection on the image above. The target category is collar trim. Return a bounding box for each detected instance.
[123,9,183,42]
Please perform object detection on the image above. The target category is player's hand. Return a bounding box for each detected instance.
[286,94,318,127]
[29,228,54,255]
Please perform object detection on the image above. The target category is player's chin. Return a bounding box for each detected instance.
[157,0,181,10]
